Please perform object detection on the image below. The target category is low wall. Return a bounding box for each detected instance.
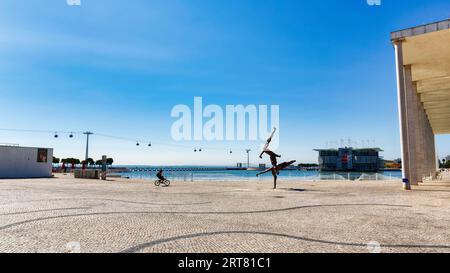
[74,169,100,179]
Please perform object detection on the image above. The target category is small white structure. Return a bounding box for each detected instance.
[0,145,53,179]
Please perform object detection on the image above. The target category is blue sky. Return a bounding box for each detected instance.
[0,0,449,165]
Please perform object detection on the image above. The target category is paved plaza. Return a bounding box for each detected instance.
[1,174,450,253]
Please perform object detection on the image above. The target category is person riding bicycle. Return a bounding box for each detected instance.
[156,169,166,181]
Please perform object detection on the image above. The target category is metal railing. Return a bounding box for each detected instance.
[122,170,401,183]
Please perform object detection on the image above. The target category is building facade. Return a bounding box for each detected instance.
[0,146,53,179]
[315,148,383,172]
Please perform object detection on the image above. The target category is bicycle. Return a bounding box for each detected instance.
[154,179,171,187]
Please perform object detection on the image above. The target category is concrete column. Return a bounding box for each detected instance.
[425,106,434,174]
[394,41,438,188]
[427,117,438,175]
[415,82,426,180]
[403,66,438,184]
[404,65,420,185]
[414,86,437,179]
[394,41,411,189]
[412,80,437,182]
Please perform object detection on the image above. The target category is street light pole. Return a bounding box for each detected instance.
[83,132,94,161]
[246,149,251,169]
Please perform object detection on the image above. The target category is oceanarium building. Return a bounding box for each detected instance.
[314,148,383,172]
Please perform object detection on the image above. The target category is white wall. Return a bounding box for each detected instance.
[0,146,53,179]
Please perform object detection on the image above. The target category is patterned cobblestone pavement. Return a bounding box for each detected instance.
[1,174,450,253]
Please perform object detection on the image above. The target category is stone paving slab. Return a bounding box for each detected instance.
[1,174,450,253]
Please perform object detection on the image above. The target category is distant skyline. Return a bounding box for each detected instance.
[0,0,449,165]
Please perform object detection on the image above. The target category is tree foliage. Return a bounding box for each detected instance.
[59,157,114,166]
[94,158,114,166]
[61,158,81,164]
[439,159,450,169]
[106,158,114,165]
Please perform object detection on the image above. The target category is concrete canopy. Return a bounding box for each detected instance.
[392,19,450,134]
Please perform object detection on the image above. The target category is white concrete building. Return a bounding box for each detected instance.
[0,145,53,179]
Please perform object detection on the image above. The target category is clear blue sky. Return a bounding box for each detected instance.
[0,0,449,165]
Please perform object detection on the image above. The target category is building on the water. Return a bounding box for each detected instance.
[314,147,383,172]
[236,163,267,170]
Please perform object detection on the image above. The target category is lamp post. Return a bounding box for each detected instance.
[83,132,94,161]
[246,149,251,169]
